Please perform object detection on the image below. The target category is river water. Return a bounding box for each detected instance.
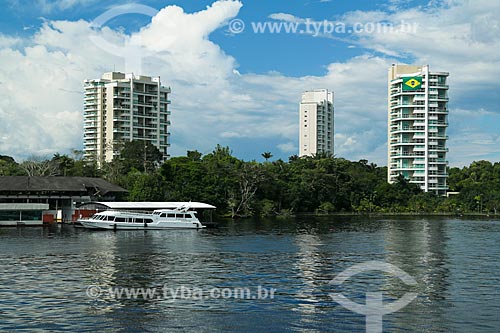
[1,216,499,332]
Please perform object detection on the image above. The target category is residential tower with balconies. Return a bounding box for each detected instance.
[388,64,449,195]
[299,89,334,157]
[83,72,171,164]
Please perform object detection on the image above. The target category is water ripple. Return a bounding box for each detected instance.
[0,218,499,332]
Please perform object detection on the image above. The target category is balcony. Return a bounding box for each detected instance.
[428,186,449,191]
[390,152,425,158]
[113,127,129,133]
[390,126,425,133]
[390,114,425,121]
[429,135,448,140]
[392,140,422,145]
[428,146,448,152]
[392,164,425,170]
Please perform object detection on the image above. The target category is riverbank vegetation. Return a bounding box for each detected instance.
[2,144,500,217]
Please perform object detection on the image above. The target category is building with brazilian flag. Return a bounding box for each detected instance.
[402,76,423,91]
[388,64,449,195]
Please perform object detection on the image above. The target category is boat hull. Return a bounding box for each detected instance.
[79,220,204,230]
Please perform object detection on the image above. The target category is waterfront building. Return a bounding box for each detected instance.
[299,89,334,157]
[83,72,171,164]
[388,64,449,195]
[0,176,126,225]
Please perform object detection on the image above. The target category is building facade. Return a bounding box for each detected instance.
[84,72,171,164]
[0,176,127,225]
[388,64,449,195]
[299,89,334,157]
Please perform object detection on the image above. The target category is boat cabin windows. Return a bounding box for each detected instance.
[175,213,192,219]
[112,217,153,223]
[133,218,153,223]
[157,212,192,219]
[93,214,115,221]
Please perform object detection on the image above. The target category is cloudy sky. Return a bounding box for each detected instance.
[0,0,499,166]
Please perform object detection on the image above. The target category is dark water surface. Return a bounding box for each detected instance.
[1,217,500,332]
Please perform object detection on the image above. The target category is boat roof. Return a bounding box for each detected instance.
[81,201,216,210]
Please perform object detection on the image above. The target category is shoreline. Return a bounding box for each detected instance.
[296,212,500,218]
[2,212,498,227]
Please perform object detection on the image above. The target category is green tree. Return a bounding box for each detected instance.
[126,171,166,201]
[118,141,163,173]
[0,155,23,176]
[51,154,74,176]
[261,151,273,162]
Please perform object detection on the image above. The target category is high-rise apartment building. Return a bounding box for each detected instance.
[299,89,334,157]
[83,72,171,164]
[388,64,449,195]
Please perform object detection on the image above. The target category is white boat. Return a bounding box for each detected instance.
[79,207,205,230]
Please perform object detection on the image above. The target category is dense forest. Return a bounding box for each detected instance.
[1,142,500,217]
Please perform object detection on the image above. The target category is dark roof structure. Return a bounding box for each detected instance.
[0,177,127,195]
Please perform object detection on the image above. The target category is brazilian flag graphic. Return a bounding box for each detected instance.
[402,76,422,91]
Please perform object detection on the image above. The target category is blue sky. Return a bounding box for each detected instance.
[0,0,499,166]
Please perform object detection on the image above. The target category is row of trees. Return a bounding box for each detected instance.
[2,143,500,217]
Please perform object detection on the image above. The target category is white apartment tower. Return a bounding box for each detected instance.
[299,89,334,157]
[388,64,449,195]
[83,72,171,164]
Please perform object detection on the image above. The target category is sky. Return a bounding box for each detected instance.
[0,0,499,166]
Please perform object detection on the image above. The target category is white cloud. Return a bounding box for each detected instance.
[268,13,305,23]
[0,34,22,48]
[264,2,500,165]
[0,1,244,160]
[277,142,297,153]
[0,0,499,167]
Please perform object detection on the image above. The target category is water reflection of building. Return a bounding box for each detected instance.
[383,219,450,330]
[85,230,205,327]
[293,232,330,323]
